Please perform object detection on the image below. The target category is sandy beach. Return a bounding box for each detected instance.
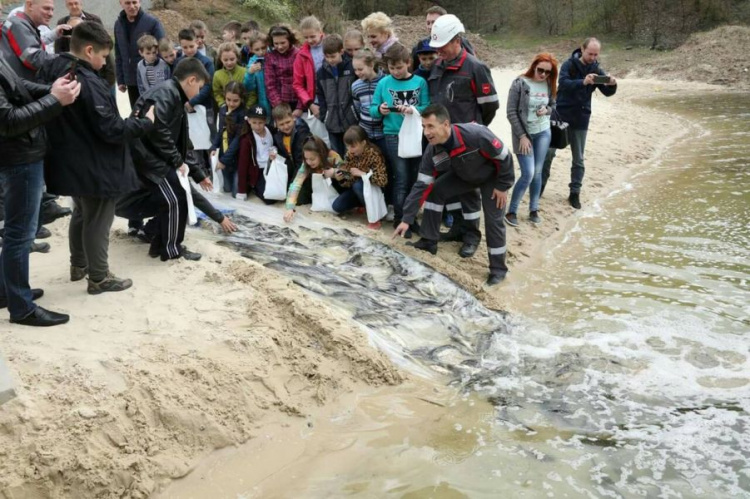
[0,69,727,497]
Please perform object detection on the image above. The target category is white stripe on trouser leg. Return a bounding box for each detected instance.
[462,211,481,220]
[158,180,180,258]
[446,202,462,211]
[417,173,434,185]
[488,246,507,255]
[423,202,444,213]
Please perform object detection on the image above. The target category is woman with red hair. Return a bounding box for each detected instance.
[505,53,558,226]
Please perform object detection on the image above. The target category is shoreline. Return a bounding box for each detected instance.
[0,72,731,498]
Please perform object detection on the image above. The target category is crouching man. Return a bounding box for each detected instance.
[393,104,514,286]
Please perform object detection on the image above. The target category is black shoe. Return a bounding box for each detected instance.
[0,288,43,309]
[403,227,413,239]
[568,193,581,210]
[529,211,543,224]
[31,242,50,253]
[406,237,437,255]
[486,273,506,286]
[459,242,478,258]
[504,212,519,227]
[41,203,72,225]
[36,226,51,239]
[439,227,464,242]
[164,246,201,261]
[10,306,69,327]
[135,229,151,244]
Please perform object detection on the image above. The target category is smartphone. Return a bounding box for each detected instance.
[66,60,77,81]
[62,27,73,36]
[387,106,401,112]
[593,75,610,84]
[256,57,264,64]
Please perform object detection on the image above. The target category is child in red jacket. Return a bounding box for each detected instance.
[293,15,325,116]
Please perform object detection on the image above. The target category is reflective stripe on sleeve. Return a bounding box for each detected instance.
[476,95,499,104]
[495,145,509,160]
[423,202,444,213]
[417,173,435,185]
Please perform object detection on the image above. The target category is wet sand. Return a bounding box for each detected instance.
[0,70,728,497]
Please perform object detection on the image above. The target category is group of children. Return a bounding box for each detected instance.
[131,13,443,234]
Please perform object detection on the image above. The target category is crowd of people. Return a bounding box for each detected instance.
[0,0,618,327]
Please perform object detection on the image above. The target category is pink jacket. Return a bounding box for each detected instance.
[293,42,317,110]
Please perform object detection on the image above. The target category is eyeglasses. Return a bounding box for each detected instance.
[536,67,552,76]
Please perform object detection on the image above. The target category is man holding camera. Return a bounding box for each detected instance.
[541,37,617,209]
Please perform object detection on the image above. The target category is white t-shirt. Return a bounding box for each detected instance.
[253,127,273,166]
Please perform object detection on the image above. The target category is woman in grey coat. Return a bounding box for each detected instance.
[505,53,558,226]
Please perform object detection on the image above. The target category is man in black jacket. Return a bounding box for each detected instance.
[129,57,211,261]
[0,57,80,327]
[393,104,514,286]
[38,22,155,294]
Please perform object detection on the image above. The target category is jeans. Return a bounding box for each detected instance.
[222,168,238,197]
[384,135,420,222]
[509,128,551,214]
[332,179,365,213]
[541,128,588,195]
[0,162,44,319]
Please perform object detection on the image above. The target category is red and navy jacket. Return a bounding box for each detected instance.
[427,49,499,126]
[401,123,514,225]
[0,12,56,81]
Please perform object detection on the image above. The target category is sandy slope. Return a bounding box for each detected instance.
[0,69,724,497]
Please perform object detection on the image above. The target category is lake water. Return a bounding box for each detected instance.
[160,92,750,498]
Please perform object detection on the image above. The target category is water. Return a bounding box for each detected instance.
[163,92,750,498]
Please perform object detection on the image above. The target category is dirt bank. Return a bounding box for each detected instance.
[0,229,402,498]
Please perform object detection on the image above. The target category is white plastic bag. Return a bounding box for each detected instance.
[263,156,289,200]
[362,171,387,223]
[177,168,198,225]
[398,107,423,158]
[210,154,223,194]
[310,173,339,212]
[303,111,331,147]
[187,105,212,150]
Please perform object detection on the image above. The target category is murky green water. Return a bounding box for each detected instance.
[161,93,750,498]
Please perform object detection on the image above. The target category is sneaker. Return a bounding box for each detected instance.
[486,273,506,286]
[529,211,543,224]
[568,193,581,209]
[87,273,133,295]
[177,246,202,261]
[385,205,395,222]
[70,265,87,282]
[127,227,139,237]
[504,212,519,227]
[367,221,382,230]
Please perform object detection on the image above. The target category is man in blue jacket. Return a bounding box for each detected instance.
[542,38,617,209]
[114,0,165,108]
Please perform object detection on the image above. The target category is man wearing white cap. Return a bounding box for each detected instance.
[426,14,500,259]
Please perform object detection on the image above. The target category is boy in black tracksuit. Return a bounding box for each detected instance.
[129,58,211,261]
[316,35,358,157]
